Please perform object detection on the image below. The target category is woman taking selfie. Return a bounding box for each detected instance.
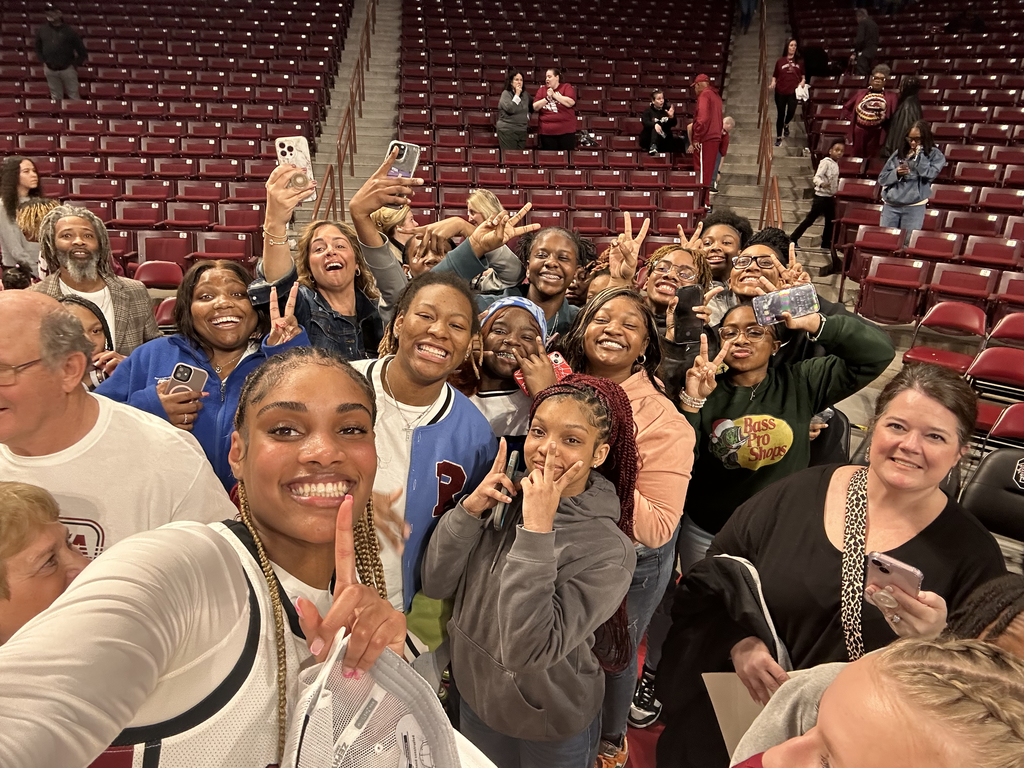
[497,68,532,150]
[352,271,497,629]
[658,364,1005,768]
[878,119,946,235]
[422,375,638,768]
[0,348,409,767]
[252,164,383,360]
[98,260,308,490]
[560,287,695,765]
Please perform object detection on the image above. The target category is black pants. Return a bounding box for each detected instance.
[538,132,576,151]
[775,91,798,138]
[790,195,836,247]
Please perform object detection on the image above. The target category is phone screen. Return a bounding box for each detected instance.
[752,283,820,326]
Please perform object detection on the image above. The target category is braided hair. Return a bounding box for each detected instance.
[946,574,1024,644]
[233,347,387,760]
[529,373,638,672]
[876,637,1024,766]
[645,243,714,294]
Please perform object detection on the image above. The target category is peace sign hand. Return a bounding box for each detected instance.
[462,438,517,518]
[265,163,317,229]
[678,221,704,251]
[683,333,732,405]
[467,203,540,256]
[266,283,301,346]
[294,495,407,675]
[348,146,425,218]
[773,243,809,288]
[608,211,651,284]
[520,443,585,533]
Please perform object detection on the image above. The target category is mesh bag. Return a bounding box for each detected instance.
[283,631,461,768]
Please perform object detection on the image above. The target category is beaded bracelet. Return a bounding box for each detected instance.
[262,227,289,247]
[679,392,707,410]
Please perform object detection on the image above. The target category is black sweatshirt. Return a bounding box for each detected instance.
[35,23,88,71]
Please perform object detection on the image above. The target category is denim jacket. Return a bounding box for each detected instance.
[248,264,383,360]
[878,146,946,207]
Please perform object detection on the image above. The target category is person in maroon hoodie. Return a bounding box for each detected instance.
[687,74,723,209]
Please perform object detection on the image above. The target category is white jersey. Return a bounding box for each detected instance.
[468,388,532,439]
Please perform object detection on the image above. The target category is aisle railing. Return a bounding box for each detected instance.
[756,0,783,228]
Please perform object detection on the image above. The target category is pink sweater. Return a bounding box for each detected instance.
[622,370,696,548]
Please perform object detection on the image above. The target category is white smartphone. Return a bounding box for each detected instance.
[384,140,422,208]
[276,135,316,202]
[865,552,923,598]
[167,363,209,396]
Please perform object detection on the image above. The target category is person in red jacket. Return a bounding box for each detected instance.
[687,74,723,209]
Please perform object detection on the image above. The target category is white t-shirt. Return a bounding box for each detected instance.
[0,394,235,557]
[351,358,448,612]
[469,387,532,438]
[0,522,495,768]
[59,278,117,348]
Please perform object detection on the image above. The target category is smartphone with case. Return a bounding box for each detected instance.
[752,282,820,326]
[492,450,520,530]
[275,136,316,202]
[672,284,705,343]
[514,351,572,396]
[865,552,923,598]
[167,363,209,396]
[384,141,422,209]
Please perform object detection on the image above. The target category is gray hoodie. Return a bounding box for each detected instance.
[421,472,635,740]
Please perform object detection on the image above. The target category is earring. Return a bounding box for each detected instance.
[355,266,361,276]
[636,353,647,365]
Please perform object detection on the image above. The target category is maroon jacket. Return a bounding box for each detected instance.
[692,86,723,144]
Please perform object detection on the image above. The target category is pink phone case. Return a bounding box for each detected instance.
[865,552,923,597]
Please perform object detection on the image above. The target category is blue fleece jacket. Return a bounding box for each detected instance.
[96,330,309,490]
[878,146,946,207]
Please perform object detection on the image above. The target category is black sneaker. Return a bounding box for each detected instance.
[649,146,658,156]
[774,137,782,147]
[710,182,719,194]
[628,666,662,728]
[783,125,790,137]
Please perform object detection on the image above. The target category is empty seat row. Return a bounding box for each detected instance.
[390,141,696,170]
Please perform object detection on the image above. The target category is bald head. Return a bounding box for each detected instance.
[0,291,57,342]
[0,291,92,371]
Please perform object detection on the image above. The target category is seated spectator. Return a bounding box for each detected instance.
[497,68,532,150]
[731,573,1024,763]
[0,156,43,278]
[881,77,922,158]
[56,295,114,390]
[1,267,31,291]
[640,90,680,155]
[351,272,497,637]
[422,375,638,767]
[0,347,428,767]
[533,68,577,151]
[31,205,160,356]
[250,164,382,360]
[0,292,233,558]
[452,296,554,448]
[467,189,503,226]
[350,152,528,323]
[658,364,1003,768]
[734,638,1024,768]
[0,481,87,645]
[674,297,894,570]
[559,288,696,765]
[700,208,754,287]
[97,260,308,491]
[878,120,946,236]
[841,64,897,159]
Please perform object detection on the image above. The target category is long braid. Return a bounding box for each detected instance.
[237,481,288,762]
[354,498,387,600]
[530,374,638,671]
[946,573,1024,643]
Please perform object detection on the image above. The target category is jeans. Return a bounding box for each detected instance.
[774,91,798,138]
[44,65,79,100]
[790,195,837,247]
[880,202,927,239]
[712,151,724,185]
[460,699,600,768]
[739,0,755,31]
[600,528,680,743]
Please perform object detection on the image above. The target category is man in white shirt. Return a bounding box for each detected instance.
[0,291,235,558]
[30,204,160,371]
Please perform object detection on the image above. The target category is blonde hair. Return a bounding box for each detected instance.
[16,198,59,242]
[877,638,1024,768]
[646,244,713,293]
[293,219,380,302]
[369,205,410,241]
[0,482,61,600]
[467,189,503,219]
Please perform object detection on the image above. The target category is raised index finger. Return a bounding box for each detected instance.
[333,495,358,594]
[491,437,508,473]
[269,286,281,325]
[373,145,400,179]
[284,282,299,319]
[788,242,798,269]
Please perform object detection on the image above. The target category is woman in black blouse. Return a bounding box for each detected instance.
[656,363,1006,768]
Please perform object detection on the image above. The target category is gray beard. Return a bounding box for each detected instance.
[58,251,100,283]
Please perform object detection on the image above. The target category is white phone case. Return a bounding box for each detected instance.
[276,136,317,202]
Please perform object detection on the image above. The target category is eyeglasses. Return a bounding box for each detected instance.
[732,255,776,270]
[719,326,769,342]
[650,261,697,281]
[0,358,42,386]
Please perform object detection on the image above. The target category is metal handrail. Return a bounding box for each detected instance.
[310,162,339,221]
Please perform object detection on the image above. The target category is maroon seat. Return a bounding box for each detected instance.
[902,301,987,373]
[529,190,567,210]
[856,256,932,324]
[836,177,879,203]
[122,179,173,201]
[616,190,658,211]
[212,203,262,233]
[186,232,254,264]
[928,184,978,211]
[946,211,1006,238]
[967,346,1024,406]
[109,201,165,228]
[159,202,216,229]
[978,187,1024,215]
[134,260,184,289]
[989,271,1024,322]
[572,190,613,210]
[155,296,177,328]
[135,230,195,269]
[901,230,963,261]
[566,210,609,235]
[926,263,1001,311]
[68,178,122,200]
[960,236,1023,270]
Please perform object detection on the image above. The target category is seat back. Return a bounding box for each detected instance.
[133,260,184,289]
[959,447,1024,542]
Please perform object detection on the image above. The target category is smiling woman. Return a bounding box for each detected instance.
[96,260,309,491]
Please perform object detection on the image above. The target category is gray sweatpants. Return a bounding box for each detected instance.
[44,66,79,100]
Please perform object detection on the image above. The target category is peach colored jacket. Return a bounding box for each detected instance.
[622,370,696,549]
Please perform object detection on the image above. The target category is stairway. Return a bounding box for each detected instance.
[713,0,831,274]
[295,0,402,230]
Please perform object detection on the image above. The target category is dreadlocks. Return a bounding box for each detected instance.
[530,373,638,672]
[37,204,116,279]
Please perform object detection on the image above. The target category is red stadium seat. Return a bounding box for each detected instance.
[159,202,217,229]
[902,301,987,373]
[978,187,1024,215]
[901,230,964,261]
[213,203,263,233]
[946,211,1006,238]
[187,231,254,264]
[960,236,1023,270]
[927,263,1001,311]
[856,256,932,325]
[990,271,1024,322]
[122,179,174,200]
[566,210,609,235]
[109,201,165,229]
[135,230,195,269]
[134,260,184,290]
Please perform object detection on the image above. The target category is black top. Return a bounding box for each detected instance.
[35,23,88,71]
[709,464,1006,668]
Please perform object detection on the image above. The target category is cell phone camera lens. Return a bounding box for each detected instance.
[879,566,891,575]
[286,145,294,152]
[278,141,285,148]
[173,366,189,381]
[280,150,288,157]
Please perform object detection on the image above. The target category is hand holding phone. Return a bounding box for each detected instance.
[667,284,705,343]
[752,282,820,326]
[157,364,209,432]
[384,141,422,210]
[865,552,923,604]
[275,137,316,203]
